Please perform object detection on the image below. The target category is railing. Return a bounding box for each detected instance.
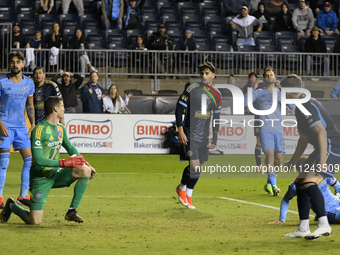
[2,46,340,89]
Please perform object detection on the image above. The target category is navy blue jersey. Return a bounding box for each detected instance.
[34,81,62,124]
[296,96,340,154]
[177,82,222,142]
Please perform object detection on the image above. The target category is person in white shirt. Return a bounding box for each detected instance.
[103,84,133,113]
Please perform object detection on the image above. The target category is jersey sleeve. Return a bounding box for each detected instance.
[49,80,62,97]
[244,88,257,107]
[31,125,59,167]
[61,124,79,156]
[303,103,322,129]
[178,88,190,109]
[28,79,35,97]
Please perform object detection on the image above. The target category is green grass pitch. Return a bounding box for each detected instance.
[1,153,340,254]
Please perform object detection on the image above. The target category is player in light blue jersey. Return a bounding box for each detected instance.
[245,69,293,196]
[0,51,35,209]
[269,177,340,224]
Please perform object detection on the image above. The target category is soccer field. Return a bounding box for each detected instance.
[1,154,340,254]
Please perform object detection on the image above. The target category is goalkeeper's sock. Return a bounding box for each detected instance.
[11,203,30,223]
[255,145,262,167]
[70,177,90,209]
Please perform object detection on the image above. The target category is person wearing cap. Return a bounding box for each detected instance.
[292,0,314,37]
[231,6,263,46]
[304,26,329,77]
[52,71,84,113]
[224,0,251,16]
[102,0,124,30]
[124,0,146,30]
[12,23,29,49]
[148,24,174,77]
[317,2,338,35]
[175,30,197,76]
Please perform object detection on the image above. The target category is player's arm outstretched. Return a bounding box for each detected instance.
[61,124,97,178]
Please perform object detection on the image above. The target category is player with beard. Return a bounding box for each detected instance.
[0,51,35,208]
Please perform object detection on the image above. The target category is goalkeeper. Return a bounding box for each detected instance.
[1,96,96,224]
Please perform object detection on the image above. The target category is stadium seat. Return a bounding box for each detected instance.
[62,20,78,30]
[209,31,230,44]
[182,14,203,29]
[58,14,78,27]
[126,29,145,45]
[214,43,236,69]
[108,34,125,44]
[0,0,11,7]
[157,90,178,95]
[157,1,177,15]
[17,6,34,15]
[204,15,224,30]
[84,28,104,39]
[105,29,125,42]
[310,91,325,98]
[177,2,197,16]
[162,14,181,28]
[191,29,208,43]
[280,45,300,70]
[167,28,183,38]
[39,14,58,29]
[140,7,156,15]
[219,88,233,97]
[83,0,98,14]
[198,2,218,15]
[42,28,51,41]
[109,43,128,67]
[17,13,36,27]
[0,6,10,13]
[126,96,155,113]
[63,28,76,41]
[124,89,143,95]
[14,0,32,9]
[80,14,100,29]
[238,45,258,69]
[142,14,160,26]
[275,31,296,45]
[155,96,178,114]
[89,42,107,67]
[0,13,15,23]
[254,31,274,45]
[259,44,280,69]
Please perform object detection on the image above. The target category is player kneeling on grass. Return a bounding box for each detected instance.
[0,96,96,224]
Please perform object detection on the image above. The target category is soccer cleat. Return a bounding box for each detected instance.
[0,197,4,209]
[284,229,311,238]
[304,226,332,240]
[186,196,196,209]
[0,198,14,223]
[17,195,30,208]
[176,185,188,206]
[264,184,274,196]
[272,185,280,196]
[65,209,84,223]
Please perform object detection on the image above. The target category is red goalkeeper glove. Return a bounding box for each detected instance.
[59,155,85,168]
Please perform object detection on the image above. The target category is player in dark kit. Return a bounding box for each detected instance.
[175,62,222,209]
[281,74,340,239]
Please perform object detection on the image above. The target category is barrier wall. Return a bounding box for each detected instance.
[63,114,314,155]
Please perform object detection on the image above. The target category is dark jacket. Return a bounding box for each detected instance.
[252,2,272,31]
[45,32,65,48]
[52,74,84,108]
[81,81,104,113]
[304,35,327,53]
[263,0,289,16]
[125,0,146,27]
[68,36,86,49]
[224,0,250,16]
[175,36,197,51]
[148,32,173,50]
[274,8,293,32]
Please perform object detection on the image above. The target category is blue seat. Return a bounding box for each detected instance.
[182,14,203,29]
[162,14,180,28]
[191,29,208,43]
[157,1,176,15]
[237,45,258,69]
[275,31,296,45]
[0,6,11,13]
[0,13,15,23]
[167,28,183,38]
[17,6,34,14]
[108,43,128,67]
[214,43,236,69]
[177,2,197,16]
[280,44,301,70]
[204,15,224,30]
[198,2,218,15]
[80,14,99,29]
[58,14,78,26]
[84,28,104,39]
[39,14,58,29]
[105,28,125,42]
[259,44,280,69]
[209,31,229,44]
[126,29,144,44]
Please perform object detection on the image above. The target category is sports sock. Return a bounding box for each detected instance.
[178,183,186,191]
[20,156,32,198]
[0,153,10,197]
[318,216,330,228]
[180,165,190,186]
[255,145,262,167]
[70,177,89,209]
[268,172,277,186]
[186,188,193,197]
[304,182,326,219]
[11,203,29,223]
[296,183,311,220]
[299,219,310,232]
[187,166,200,189]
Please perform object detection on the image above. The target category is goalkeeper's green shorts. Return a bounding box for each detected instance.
[30,167,74,210]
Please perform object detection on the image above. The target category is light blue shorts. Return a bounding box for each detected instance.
[260,131,285,154]
[0,128,31,150]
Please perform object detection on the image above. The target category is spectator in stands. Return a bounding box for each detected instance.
[263,0,289,16]
[175,30,197,76]
[81,71,104,113]
[148,23,173,77]
[124,0,146,30]
[317,2,339,35]
[231,6,262,46]
[242,72,259,94]
[30,30,45,68]
[130,35,148,76]
[228,74,236,85]
[102,0,124,30]
[292,0,314,37]
[331,82,340,98]
[249,0,261,14]
[62,0,84,16]
[224,0,251,16]
[39,0,54,14]
[103,84,133,113]
[45,23,65,48]
[304,26,329,77]
[68,29,98,77]
[12,23,29,49]
[274,4,293,32]
[252,2,272,31]
[52,71,84,113]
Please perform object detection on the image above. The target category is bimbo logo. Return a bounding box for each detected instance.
[67,119,113,140]
[134,120,171,141]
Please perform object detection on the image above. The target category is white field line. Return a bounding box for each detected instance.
[7,172,178,175]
